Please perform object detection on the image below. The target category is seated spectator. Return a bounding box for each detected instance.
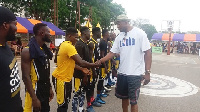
[50,41,56,53]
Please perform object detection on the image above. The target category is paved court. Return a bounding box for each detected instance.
[17,53,200,112]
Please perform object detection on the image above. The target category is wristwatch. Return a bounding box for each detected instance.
[145,70,151,74]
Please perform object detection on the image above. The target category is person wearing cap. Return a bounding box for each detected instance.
[96,14,152,112]
[0,6,23,112]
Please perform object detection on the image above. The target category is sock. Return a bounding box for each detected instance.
[91,96,95,102]
[104,79,108,86]
[72,96,78,112]
[87,102,91,107]
[79,107,83,112]
[79,93,85,108]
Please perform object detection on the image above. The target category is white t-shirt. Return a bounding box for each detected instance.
[110,27,151,76]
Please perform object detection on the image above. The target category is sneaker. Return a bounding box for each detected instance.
[101,89,109,94]
[111,85,116,87]
[105,84,112,88]
[100,93,108,97]
[107,81,115,86]
[111,81,115,85]
[87,106,95,112]
[104,86,111,91]
[92,101,102,107]
[96,97,106,104]
[101,89,109,95]
[79,109,86,112]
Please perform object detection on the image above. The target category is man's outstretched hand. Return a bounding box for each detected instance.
[95,59,102,66]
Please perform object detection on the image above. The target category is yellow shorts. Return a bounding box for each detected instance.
[101,68,107,79]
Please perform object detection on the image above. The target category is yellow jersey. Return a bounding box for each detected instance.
[52,41,78,82]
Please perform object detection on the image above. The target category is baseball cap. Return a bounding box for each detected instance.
[0,7,16,25]
[115,14,130,23]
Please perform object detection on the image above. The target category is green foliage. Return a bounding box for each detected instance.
[133,18,157,40]
[1,0,53,20]
[1,0,125,30]
[0,0,24,15]
[80,0,125,29]
[133,18,150,28]
[140,24,158,40]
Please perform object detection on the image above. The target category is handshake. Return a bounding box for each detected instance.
[94,59,102,66]
[81,59,103,85]
[81,59,103,75]
[87,59,103,68]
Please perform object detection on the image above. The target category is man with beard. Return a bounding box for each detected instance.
[96,14,152,112]
[0,6,23,112]
[21,23,54,112]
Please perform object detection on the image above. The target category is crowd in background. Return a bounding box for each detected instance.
[152,42,200,55]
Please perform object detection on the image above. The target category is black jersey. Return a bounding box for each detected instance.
[24,46,51,111]
[0,43,22,112]
[89,37,100,62]
[99,39,108,68]
[74,38,90,79]
[99,39,108,58]
[29,46,51,102]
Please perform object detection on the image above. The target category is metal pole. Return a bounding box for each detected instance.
[75,1,79,28]
[78,1,80,31]
[167,28,172,55]
[89,6,92,22]
[56,0,58,26]
[54,0,56,25]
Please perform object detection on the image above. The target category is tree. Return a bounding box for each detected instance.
[1,0,125,30]
[0,0,53,21]
[23,0,53,21]
[0,0,24,16]
[133,18,157,40]
[140,24,157,40]
[133,18,150,28]
[79,0,125,29]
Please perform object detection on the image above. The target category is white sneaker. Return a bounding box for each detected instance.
[104,86,111,91]
[111,85,116,88]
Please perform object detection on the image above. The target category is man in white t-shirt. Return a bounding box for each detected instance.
[96,14,152,112]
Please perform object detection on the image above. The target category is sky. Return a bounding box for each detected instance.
[113,0,200,32]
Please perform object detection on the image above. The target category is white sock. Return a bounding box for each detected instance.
[104,79,108,86]
[79,107,83,112]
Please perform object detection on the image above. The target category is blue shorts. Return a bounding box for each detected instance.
[115,73,142,105]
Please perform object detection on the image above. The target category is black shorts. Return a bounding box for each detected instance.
[115,73,142,105]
